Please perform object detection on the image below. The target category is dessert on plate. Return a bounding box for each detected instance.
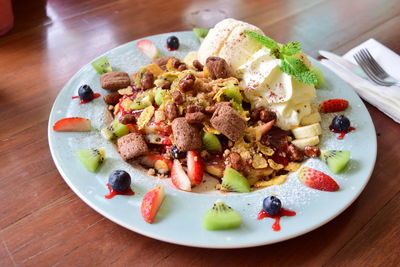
[54,18,353,229]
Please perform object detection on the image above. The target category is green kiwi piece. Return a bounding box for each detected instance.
[203,200,242,230]
[193,28,209,42]
[134,66,147,87]
[221,167,250,193]
[130,93,153,110]
[91,57,112,74]
[320,150,350,174]
[224,83,242,103]
[202,132,222,152]
[154,88,166,106]
[311,67,325,89]
[101,120,129,141]
[76,148,106,172]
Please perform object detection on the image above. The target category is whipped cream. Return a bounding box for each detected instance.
[236,47,315,130]
[198,18,317,130]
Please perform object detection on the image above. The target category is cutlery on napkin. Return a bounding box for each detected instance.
[319,39,400,124]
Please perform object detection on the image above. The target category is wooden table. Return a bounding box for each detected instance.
[1,0,399,265]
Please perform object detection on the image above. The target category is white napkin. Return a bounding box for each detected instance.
[320,38,400,124]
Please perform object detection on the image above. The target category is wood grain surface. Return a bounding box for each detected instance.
[1,0,400,266]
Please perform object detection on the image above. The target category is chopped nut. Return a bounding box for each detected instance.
[160,81,171,89]
[186,105,205,113]
[185,112,206,124]
[119,114,136,125]
[304,146,321,158]
[287,144,304,162]
[147,168,156,176]
[260,109,277,122]
[165,102,179,121]
[141,71,154,89]
[172,90,184,104]
[193,60,204,71]
[227,152,244,171]
[103,92,122,105]
[178,73,196,92]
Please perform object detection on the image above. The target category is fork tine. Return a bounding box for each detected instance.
[359,49,386,79]
[354,54,391,86]
[358,49,383,77]
[363,48,387,77]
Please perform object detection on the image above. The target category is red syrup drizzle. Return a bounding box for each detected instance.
[166,45,178,52]
[329,125,356,140]
[257,208,296,231]
[72,93,101,104]
[104,184,134,199]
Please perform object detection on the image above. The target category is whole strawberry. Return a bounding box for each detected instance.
[319,99,349,113]
[298,167,339,191]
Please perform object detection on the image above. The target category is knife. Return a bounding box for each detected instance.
[319,50,367,78]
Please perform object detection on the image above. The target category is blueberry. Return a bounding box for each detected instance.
[263,196,281,216]
[170,145,185,159]
[332,115,350,132]
[108,170,131,192]
[166,36,180,50]
[78,84,94,101]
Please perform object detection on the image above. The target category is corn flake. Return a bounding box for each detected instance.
[252,154,268,169]
[146,63,164,77]
[284,162,301,172]
[137,105,155,130]
[267,159,284,170]
[203,123,220,135]
[118,86,133,95]
[257,143,274,156]
[120,98,133,112]
[253,175,288,188]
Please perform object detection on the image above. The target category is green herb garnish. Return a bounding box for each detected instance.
[244,31,317,85]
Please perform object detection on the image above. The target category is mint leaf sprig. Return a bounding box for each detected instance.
[244,30,317,85]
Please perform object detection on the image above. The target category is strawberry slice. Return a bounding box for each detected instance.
[298,167,339,191]
[319,99,349,113]
[53,117,91,132]
[140,154,173,174]
[141,186,165,223]
[258,119,275,135]
[187,151,204,185]
[136,39,159,59]
[171,159,191,191]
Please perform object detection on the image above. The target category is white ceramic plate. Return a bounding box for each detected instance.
[48,31,377,248]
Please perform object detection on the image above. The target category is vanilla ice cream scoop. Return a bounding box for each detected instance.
[197,18,264,75]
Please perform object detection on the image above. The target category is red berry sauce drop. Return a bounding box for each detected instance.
[257,208,296,231]
[329,125,356,140]
[72,93,101,104]
[104,184,134,199]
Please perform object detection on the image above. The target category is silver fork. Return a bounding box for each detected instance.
[354,48,400,87]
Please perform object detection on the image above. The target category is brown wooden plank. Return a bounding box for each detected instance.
[326,192,400,267]
[1,0,400,265]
